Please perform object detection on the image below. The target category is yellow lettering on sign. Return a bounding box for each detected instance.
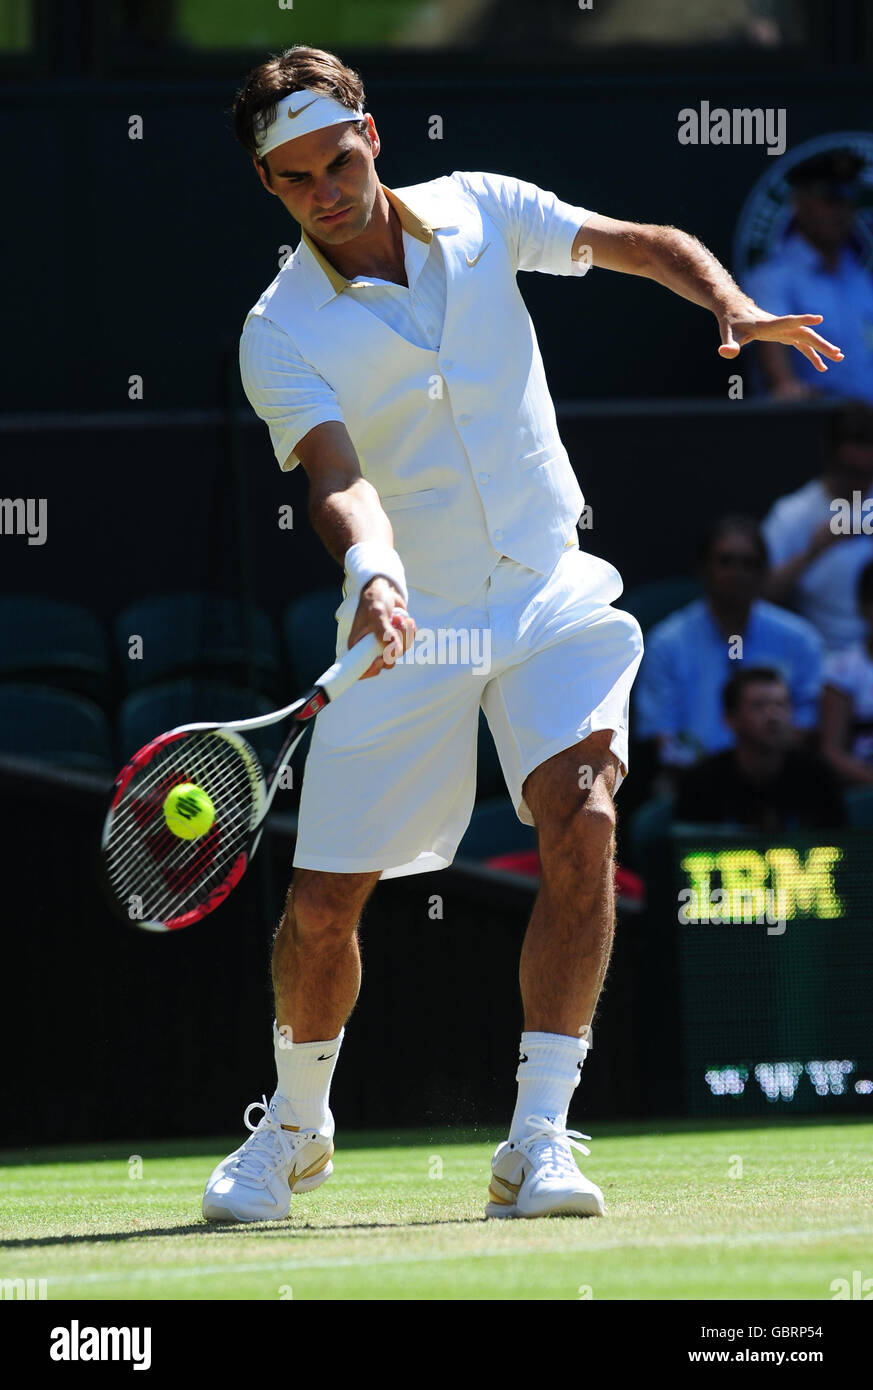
[680,845,843,921]
[680,853,716,911]
[715,849,769,921]
[765,847,843,920]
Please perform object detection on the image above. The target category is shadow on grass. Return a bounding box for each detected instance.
[0,1214,487,1250]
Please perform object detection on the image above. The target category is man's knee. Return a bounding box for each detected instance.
[538,787,617,884]
[282,868,379,948]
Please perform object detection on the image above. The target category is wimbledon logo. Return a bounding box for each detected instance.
[732,130,873,283]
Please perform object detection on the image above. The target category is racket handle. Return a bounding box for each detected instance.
[316,631,385,702]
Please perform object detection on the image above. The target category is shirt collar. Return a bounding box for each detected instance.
[785,229,852,277]
[299,183,444,308]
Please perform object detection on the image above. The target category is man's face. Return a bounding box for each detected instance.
[703,531,765,606]
[835,436,873,487]
[728,681,793,750]
[254,116,380,245]
[793,185,856,254]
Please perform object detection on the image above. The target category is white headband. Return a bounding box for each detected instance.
[255,88,365,158]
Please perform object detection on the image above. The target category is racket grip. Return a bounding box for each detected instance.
[316,632,385,702]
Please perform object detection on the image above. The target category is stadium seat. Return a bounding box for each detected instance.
[625,794,675,872]
[282,588,345,689]
[118,680,282,766]
[457,796,537,860]
[845,785,873,827]
[0,597,111,704]
[620,577,700,634]
[115,595,281,695]
[0,684,114,775]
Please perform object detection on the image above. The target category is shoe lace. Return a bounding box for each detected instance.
[227,1096,306,1189]
[518,1114,592,1178]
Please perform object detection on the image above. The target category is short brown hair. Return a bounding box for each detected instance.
[233,45,368,179]
[827,399,873,451]
[722,666,787,717]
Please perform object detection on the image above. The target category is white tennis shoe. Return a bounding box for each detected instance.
[485,1114,605,1219]
[202,1096,334,1223]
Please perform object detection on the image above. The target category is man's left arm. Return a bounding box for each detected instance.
[573,214,845,373]
[789,625,825,747]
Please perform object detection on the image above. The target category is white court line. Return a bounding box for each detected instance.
[43,1223,873,1285]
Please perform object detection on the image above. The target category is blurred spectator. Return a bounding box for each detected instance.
[633,516,823,769]
[743,149,873,404]
[820,558,873,786]
[762,400,873,652]
[675,667,845,832]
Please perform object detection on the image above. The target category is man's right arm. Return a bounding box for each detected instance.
[296,421,394,563]
[294,421,415,677]
[761,516,841,605]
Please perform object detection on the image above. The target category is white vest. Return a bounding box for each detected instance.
[246,175,586,603]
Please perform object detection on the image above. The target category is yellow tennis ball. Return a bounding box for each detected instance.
[163,783,215,840]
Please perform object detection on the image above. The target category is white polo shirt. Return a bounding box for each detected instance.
[240,169,597,602]
[240,171,592,472]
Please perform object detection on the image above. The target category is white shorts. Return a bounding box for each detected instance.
[293,548,644,879]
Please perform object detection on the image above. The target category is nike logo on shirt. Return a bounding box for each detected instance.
[466,242,491,267]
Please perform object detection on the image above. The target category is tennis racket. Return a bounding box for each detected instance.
[101,632,383,932]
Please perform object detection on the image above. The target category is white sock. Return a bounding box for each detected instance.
[269,1021,344,1133]
[508,1031,589,1142]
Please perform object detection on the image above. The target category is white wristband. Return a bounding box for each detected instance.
[344,542,408,608]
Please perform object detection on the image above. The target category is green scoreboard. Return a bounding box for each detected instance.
[670,827,873,1117]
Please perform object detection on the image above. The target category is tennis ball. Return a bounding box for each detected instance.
[163,783,215,840]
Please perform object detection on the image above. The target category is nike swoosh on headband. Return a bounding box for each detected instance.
[288,98,318,120]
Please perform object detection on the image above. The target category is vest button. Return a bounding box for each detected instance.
[494,530,504,542]
[458,414,471,426]
[478,472,489,484]
[443,359,454,370]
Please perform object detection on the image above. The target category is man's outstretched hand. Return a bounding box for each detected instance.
[716,307,844,372]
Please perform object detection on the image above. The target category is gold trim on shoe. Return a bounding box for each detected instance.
[491,1173,522,1198]
[288,1144,334,1191]
[487,1186,514,1205]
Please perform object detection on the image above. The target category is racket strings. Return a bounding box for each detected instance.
[112,755,257,922]
[104,731,264,926]
[108,738,255,868]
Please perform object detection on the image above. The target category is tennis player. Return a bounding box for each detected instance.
[203,47,844,1222]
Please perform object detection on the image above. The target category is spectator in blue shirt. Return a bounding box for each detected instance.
[820,557,873,786]
[634,515,824,771]
[761,401,873,653]
[743,149,873,404]
[675,667,845,833]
